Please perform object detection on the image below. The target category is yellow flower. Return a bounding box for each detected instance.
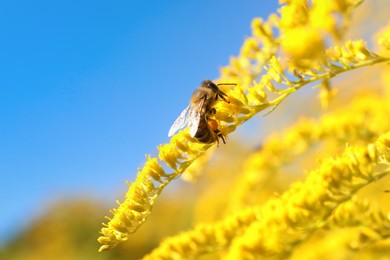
[279,1,309,29]
[226,133,390,259]
[142,208,259,259]
[281,27,325,67]
[376,22,390,54]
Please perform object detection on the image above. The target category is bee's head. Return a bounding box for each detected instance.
[201,80,219,92]
[201,79,230,103]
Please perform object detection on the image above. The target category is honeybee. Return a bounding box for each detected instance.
[168,80,235,145]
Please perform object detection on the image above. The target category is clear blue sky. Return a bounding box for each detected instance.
[0,0,277,243]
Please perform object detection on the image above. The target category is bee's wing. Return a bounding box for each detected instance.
[188,98,205,137]
[168,104,192,137]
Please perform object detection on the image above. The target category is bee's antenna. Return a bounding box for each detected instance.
[217,83,237,86]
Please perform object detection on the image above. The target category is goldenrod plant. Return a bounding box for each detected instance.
[98,0,390,258]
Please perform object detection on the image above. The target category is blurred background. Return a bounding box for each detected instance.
[0,0,278,259]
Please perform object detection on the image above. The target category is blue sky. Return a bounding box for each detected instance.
[0,0,277,243]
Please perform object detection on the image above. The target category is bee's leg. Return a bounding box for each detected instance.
[207,118,226,145]
[214,129,226,145]
[218,132,226,144]
[210,108,216,115]
[217,92,230,104]
[215,135,220,147]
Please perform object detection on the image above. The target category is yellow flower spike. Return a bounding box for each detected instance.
[143,208,258,260]
[377,132,390,162]
[218,98,252,117]
[268,67,283,83]
[98,226,129,252]
[225,95,246,109]
[351,39,372,60]
[125,203,146,213]
[230,57,245,75]
[251,17,276,49]
[269,56,284,75]
[158,143,184,170]
[143,158,168,183]
[226,132,390,259]
[313,0,363,38]
[110,216,132,234]
[247,87,267,106]
[279,1,309,29]
[126,186,149,206]
[326,45,343,60]
[140,175,158,193]
[340,45,354,64]
[169,131,194,153]
[97,233,112,245]
[260,73,277,92]
[237,55,251,70]
[366,143,378,163]
[281,27,325,66]
[241,38,260,60]
[328,197,390,242]
[226,84,249,103]
[251,18,265,38]
[377,25,390,50]
[172,139,189,154]
[213,111,236,123]
[99,156,179,251]
[227,93,390,214]
[222,124,237,136]
[311,10,337,37]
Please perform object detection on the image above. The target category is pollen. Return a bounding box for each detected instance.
[207,119,219,132]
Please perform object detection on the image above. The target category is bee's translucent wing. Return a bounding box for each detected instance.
[168,105,192,137]
[188,98,205,137]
